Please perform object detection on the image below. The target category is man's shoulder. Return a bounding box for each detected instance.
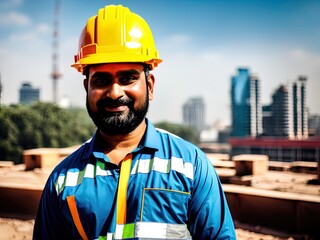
[154,127,206,159]
[155,128,198,148]
[51,138,93,174]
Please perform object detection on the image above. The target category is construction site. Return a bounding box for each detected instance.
[0,0,319,239]
[0,147,319,240]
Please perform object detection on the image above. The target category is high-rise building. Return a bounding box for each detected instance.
[308,114,320,136]
[19,82,40,104]
[182,97,205,131]
[263,77,308,139]
[230,68,262,137]
[270,85,290,136]
[288,76,308,139]
[262,105,273,136]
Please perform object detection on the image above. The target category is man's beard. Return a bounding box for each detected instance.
[86,95,149,135]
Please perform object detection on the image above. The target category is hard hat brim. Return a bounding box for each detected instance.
[72,52,162,72]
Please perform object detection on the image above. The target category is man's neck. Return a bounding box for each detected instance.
[98,120,147,165]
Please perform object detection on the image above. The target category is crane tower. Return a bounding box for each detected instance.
[51,0,61,103]
[0,73,2,107]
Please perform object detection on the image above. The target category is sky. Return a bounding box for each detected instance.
[0,0,319,126]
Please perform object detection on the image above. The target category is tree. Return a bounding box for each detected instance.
[0,102,96,163]
[154,121,200,144]
[0,108,21,162]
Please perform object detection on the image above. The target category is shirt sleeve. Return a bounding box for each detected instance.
[188,150,236,239]
[33,175,72,240]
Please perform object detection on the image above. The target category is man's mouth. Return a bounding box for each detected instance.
[97,97,132,113]
[104,105,128,112]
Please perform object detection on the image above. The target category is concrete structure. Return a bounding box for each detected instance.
[224,185,320,238]
[230,137,320,163]
[0,185,42,219]
[23,146,80,170]
[232,154,269,176]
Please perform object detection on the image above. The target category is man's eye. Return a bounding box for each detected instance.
[92,78,107,85]
[120,76,138,84]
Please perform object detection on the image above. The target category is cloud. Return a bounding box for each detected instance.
[285,48,320,78]
[8,32,35,42]
[36,23,50,34]
[289,48,320,62]
[0,11,31,27]
[168,34,191,44]
[290,49,308,58]
[201,52,221,63]
[3,23,50,45]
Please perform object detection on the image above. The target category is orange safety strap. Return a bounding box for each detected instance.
[66,195,89,240]
[116,153,133,224]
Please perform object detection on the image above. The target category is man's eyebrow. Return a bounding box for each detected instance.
[90,68,143,79]
[116,68,143,77]
[90,72,112,79]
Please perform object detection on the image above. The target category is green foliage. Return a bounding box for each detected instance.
[0,103,200,163]
[0,102,95,164]
[0,109,21,162]
[154,121,200,144]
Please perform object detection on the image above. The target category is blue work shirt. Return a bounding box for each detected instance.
[33,119,236,239]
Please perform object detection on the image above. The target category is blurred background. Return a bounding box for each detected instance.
[0,0,320,239]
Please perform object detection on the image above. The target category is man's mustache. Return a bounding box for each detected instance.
[97,97,133,110]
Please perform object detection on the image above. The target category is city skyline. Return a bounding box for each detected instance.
[0,0,319,125]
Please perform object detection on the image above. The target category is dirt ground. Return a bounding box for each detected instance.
[0,218,34,240]
[0,217,296,240]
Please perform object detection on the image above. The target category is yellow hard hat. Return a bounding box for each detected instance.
[72,5,162,72]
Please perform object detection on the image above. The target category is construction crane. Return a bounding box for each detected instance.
[0,73,2,107]
[51,0,62,104]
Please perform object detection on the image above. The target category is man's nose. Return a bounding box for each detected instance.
[106,83,125,100]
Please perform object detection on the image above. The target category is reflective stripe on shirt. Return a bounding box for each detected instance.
[96,222,191,239]
[54,157,194,195]
[55,163,113,194]
[131,157,194,180]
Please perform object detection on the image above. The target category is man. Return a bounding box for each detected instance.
[33,4,236,240]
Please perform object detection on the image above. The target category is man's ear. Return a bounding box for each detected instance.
[83,78,88,92]
[147,74,155,100]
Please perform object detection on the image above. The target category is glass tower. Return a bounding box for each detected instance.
[231,68,262,137]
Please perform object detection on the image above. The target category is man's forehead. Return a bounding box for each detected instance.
[89,63,145,74]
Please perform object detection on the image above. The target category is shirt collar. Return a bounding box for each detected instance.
[82,118,160,161]
[139,118,160,151]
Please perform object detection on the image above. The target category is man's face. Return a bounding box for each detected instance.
[84,63,154,135]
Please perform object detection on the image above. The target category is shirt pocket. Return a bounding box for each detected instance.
[140,188,190,224]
